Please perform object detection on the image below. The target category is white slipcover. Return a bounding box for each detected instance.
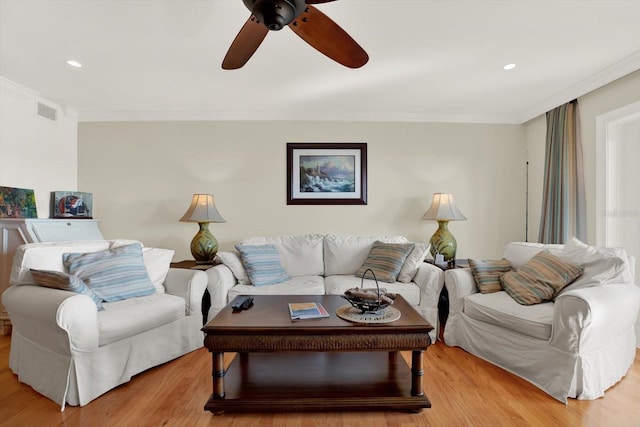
[207,234,444,343]
[2,240,208,410]
[443,241,640,402]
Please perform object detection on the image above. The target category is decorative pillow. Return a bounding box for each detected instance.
[235,244,290,287]
[501,250,584,305]
[217,251,251,285]
[397,243,430,283]
[556,237,628,295]
[63,243,156,302]
[355,241,415,283]
[469,258,512,294]
[30,268,104,310]
[142,247,175,293]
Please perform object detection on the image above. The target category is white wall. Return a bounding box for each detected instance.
[78,121,526,261]
[525,69,640,244]
[0,78,79,217]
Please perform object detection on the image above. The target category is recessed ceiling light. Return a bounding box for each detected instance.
[65,59,83,68]
[503,63,516,71]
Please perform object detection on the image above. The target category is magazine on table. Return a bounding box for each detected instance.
[288,302,330,320]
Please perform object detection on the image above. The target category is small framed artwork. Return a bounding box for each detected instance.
[0,186,38,218]
[51,191,93,218]
[287,143,367,205]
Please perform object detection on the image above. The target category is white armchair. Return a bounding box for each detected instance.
[2,240,208,410]
[443,240,640,402]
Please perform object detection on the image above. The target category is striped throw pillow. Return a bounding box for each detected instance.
[30,268,104,310]
[355,241,415,283]
[501,250,584,305]
[469,258,512,293]
[235,244,290,287]
[63,243,156,302]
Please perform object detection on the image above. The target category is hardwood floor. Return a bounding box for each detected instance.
[1,334,639,427]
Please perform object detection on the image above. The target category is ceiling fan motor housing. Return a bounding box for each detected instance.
[243,0,306,30]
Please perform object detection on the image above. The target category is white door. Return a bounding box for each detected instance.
[596,100,640,345]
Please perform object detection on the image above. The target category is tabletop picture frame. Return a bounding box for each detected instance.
[51,191,93,218]
[287,143,367,205]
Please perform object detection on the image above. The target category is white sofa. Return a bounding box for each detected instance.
[205,234,444,341]
[443,239,640,402]
[2,240,208,410]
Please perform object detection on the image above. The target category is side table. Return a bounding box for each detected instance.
[425,259,469,340]
[170,260,217,325]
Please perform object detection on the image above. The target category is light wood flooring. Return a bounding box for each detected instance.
[1,334,639,427]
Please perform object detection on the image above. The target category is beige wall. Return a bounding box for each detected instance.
[525,69,640,244]
[78,121,526,261]
[0,78,78,216]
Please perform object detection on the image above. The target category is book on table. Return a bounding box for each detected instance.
[288,302,330,320]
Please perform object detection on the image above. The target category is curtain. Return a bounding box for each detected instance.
[538,100,587,244]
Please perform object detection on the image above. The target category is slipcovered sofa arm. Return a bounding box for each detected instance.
[443,268,477,315]
[163,269,208,316]
[552,283,640,353]
[205,264,237,321]
[2,285,99,354]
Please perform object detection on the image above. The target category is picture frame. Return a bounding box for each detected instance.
[0,186,38,218]
[51,191,93,218]
[287,143,367,205]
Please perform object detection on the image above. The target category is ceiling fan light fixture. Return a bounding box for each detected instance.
[250,0,301,30]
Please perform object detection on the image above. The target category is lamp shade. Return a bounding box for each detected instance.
[421,193,466,221]
[179,194,225,223]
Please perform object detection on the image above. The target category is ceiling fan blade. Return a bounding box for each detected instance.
[288,5,368,68]
[305,0,337,3]
[222,16,269,70]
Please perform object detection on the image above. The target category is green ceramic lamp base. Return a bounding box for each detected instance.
[190,222,219,264]
[429,220,457,262]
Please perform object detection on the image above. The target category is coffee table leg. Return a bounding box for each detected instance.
[411,350,424,397]
[213,352,225,398]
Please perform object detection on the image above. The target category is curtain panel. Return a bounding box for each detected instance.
[538,100,587,244]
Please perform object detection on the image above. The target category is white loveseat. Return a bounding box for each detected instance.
[205,234,444,341]
[2,240,208,410]
[443,239,640,402]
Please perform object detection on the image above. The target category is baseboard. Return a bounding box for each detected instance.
[0,315,12,335]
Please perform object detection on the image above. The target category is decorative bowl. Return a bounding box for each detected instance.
[341,268,396,314]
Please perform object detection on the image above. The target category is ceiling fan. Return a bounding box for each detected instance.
[222,0,368,70]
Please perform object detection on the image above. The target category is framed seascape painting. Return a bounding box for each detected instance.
[287,143,367,205]
[0,186,38,218]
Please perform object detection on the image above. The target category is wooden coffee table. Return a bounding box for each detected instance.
[202,294,433,413]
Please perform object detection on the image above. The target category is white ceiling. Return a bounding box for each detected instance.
[1,0,639,124]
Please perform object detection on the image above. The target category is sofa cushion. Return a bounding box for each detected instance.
[30,269,104,310]
[502,242,564,269]
[242,234,324,276]
[63,243,156,302]
[557,237,629,295]
[469,258,512,294]
[324,234,408,276]
[501,251,583,305]
[355,241,415,283]
[397,242,430,283]
[142,247,174,293]
[324,275,421,306]
[227,275,325,301]
[217,251,251,285]
[235,244,290,287]
[98,292,185,346]
[464,291,553,340]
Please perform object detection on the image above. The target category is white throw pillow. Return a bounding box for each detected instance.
[397,242,430,283]
[217,251,251,285]
[142,247,175,293]
[556,237,628,295]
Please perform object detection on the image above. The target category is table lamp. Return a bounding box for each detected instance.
[421,193,466,262]
[179,194,226,264]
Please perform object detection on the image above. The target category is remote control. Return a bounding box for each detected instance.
[232,296,254,312]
